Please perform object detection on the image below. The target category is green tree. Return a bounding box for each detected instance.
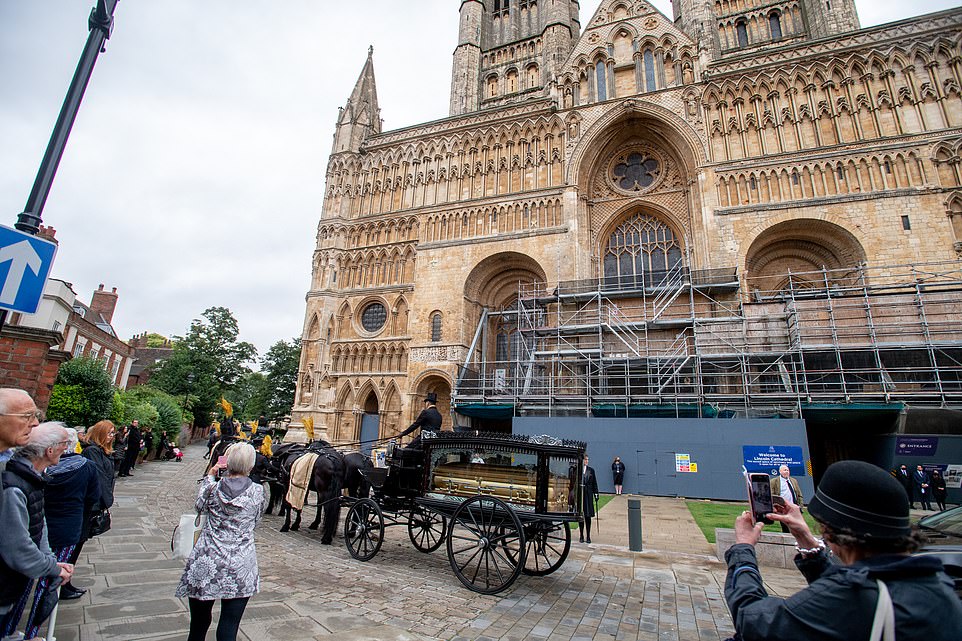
[47,357,114,427]
[151,307,256,427]
[120,386,190,439]
[234,371,270,421]
[142,332,169,348]
[261,338,300,420]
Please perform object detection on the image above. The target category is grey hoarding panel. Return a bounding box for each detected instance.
[514,417,813,501]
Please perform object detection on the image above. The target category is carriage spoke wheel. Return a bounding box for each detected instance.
[446,495,526,594]
[408,506,446,553]
[516,521,571,576]
[344,498,383,561]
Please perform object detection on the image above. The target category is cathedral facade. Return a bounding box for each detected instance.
[293,0,962,449]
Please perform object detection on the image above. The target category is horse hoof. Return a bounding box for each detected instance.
[307,524,319,531]
[321,538,333,545]
[280,526,289,533]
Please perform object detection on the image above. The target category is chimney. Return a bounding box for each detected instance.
[90,284,119,325]
[37,225,58,245]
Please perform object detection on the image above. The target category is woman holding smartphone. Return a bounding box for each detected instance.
[175,442,264,641]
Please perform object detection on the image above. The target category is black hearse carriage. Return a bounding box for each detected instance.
[343,431,587,594]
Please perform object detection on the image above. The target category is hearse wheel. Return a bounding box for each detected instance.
[344,498,384,561]
[446,495,526,594]
[408,506,447,553]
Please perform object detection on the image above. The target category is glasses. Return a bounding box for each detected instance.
[48,440,69,450]
[1,410,43,421]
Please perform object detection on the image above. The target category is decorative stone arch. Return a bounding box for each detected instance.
[381,382,403,438]
[464,251,547,309]
[409,370,453,433]
[743,218,867,294]
[333,381,357,442]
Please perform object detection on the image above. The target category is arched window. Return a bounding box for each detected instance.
[643,49,656,92]
[603,213,683,288]
[487,75,498,97]
[506,69,518,93]
[769,12,782,40]
[430,312,442,342]
[526,64,539,88]
[735,20,749,48]
[595,60,607,102]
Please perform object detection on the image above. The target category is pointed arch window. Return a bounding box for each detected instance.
[643,49,656,92]
[430,312,443,342]
[595,60,607,102]
[603,213,683,288]
[735,20,749,48]
[769,12,782,40]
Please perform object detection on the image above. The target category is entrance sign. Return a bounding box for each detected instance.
[895,436,938,457]
[743,445,805,475]
[0,225,57,314]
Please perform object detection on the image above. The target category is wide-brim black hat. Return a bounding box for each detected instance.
[808,460,910,539]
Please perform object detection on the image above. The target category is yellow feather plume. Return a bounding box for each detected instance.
[303,416,315,442]
[261,435,273,457]
[220,397,233,418]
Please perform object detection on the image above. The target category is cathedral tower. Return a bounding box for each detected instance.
[673,0,860,60]
[450,0,581,115]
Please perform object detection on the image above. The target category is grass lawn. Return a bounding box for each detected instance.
[571,494,616,530]
[686,501,820,543]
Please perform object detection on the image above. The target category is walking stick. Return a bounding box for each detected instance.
[47,602,59,641]
[594,494,600,533]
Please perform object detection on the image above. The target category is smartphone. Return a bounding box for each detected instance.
[747,473,775,524]
[217,455,227,477]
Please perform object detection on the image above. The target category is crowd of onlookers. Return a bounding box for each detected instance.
[0,387,176,641]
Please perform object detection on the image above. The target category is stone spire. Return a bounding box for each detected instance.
[332,46,381,154]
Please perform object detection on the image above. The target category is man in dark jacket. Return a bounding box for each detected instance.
[893,464,913,508]
[118,420,141,477]
[724,460,962,640]
[913,464,932,510]
[580,455,599,544]
[397,393,442,449]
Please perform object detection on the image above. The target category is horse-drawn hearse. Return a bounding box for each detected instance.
[343,430,587,594]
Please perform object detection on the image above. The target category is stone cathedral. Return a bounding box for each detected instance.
[293,0,962,460]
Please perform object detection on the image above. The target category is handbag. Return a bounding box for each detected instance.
[171,483,215,559]
[869,579,895,641]
[88,509,111,537]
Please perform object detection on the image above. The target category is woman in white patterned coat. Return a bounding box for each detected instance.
[175,442,264,641]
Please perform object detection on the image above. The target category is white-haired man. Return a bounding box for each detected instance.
[0,388,41,460]
[0,422,73,635]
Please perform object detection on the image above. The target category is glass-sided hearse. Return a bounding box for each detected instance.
[343,431,586,594]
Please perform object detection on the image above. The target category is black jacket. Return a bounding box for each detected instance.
[82,444,116,511]
[399,405,442,438]
[0,457,48,604]
[725,544,962,640]
[123,425,141,462]
[581,465,598,518]
[44,453,102,547]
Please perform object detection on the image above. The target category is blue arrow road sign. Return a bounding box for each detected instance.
[0,225,58,314]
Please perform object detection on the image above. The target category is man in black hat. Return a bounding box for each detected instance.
[724,459,962,640]
[397,393,442,449]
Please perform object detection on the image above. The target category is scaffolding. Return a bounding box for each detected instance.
[454,260,962,418]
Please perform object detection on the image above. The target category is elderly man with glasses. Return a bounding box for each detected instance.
[0,422,74,639]
[0,388,42,463]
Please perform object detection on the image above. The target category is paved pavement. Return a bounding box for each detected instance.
[40,445,809,641]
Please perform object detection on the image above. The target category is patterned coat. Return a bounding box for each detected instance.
[175,476,264,600]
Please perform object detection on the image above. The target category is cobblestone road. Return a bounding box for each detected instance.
[48,445,805,641]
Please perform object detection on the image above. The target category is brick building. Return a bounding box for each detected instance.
[125,332,174,388]
[292,1,962,473]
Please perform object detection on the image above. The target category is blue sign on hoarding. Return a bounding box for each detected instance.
[0,225,57,314]
[895,436,938,456]
[743,445,806,475]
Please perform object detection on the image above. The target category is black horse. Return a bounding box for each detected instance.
[275,442,373,544]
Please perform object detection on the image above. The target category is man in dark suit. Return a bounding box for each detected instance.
[914,464,932,510]
[893,464,913,508]
[769,465,803,533]
[117,420,140,477]
[398,393,442,449]
[580,455,599,544]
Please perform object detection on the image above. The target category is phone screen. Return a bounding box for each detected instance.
[748,473,774,524]
[217,455,227,466]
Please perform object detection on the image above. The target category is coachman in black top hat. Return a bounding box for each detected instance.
[397,393,442,449]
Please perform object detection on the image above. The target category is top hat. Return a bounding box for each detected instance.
[424,392,438,403]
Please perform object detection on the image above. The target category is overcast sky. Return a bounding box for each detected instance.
[0,0,957,365]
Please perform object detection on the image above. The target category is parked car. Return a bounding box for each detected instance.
[916,506,962,598]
